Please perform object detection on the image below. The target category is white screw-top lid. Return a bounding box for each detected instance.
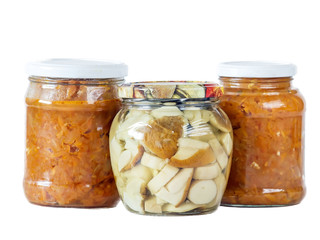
[217,61,297,78]
[26,58,128,79]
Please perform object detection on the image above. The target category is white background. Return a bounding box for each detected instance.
[0,0,319,239]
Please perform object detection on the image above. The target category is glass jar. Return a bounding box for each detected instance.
[109,81,233,215]
[24,59,127,207]
[218,61,305,206]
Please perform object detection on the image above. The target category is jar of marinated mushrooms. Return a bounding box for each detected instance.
[218,61,305,207]
[109,81,233,215]
[24,59,127,207]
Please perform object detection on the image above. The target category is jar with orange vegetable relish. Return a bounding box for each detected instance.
[24,59,127,207]
[218,62,305,207]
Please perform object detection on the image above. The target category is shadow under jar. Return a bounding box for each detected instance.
[218,61,305,207]
[24,59,127,207]
[109,81,233,215]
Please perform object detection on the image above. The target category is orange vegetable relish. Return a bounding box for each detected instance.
[24,79,121,207]
[219,77,305,206]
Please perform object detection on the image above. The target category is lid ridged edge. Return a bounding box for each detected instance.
[26,58,128,79]
[217,61,296,78]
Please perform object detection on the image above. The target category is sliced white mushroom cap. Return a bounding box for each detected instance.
[114,174,126,197]
[125,178,147,196]
[187,180,217,205]
[123,164,153,183]
[193,162,221,180]
[211,173,226,207]
[151,106,183,118]
[209,109,232,133]
[144,196,162,214]
[147,164,179,194]
[118,150,132,172]
[122,177,148,214]
[116,114,153,141]
[155,196,167,205]
[109,138,124,174]
[188,123,216,143]
[156,187,183,207]
[208,138,229,170]
[200,110,213,123]
[125,108,150,120]
[166,168,194,193]
[162,201,200,213]
[110,138,124,160]
[155,168,194,207]
[184,109,202,123]
[170,138,215,168]
[216,132,233,156]
[117,143,144,172]
[123,192,144,214]
[141,152,168,170]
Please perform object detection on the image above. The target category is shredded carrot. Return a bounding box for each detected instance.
[220,78,305,205]
[24,83,121,207]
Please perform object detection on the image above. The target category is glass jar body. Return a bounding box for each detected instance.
[24,77,122,207]
[219,77,305,206]
[109,99,233,215]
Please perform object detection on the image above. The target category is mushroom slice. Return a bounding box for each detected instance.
[141,152,168,170]
[184,109,212,125]
[123,192,144,213]
[123,164,153,183]
[123,177,148,214]
[110,138,123,159]
[215,174,226,201]
[155,168,194,207]
[188,123,216,143]
[141,116,184,159]
[188,180,217,205]
[144,196,163,214]
[116,114,153,141]
[200,110,213,123]
[125,178,147,196]
[209,109,232,133]
[147,164,179,194]
[162,201,199,213]
[208,138,229,170]
[151,106,183,119]
[170,138,216,168]
[216,132,233,156]
[193,162,220,180]
[184,108,202,124]
[162,201,200,213]
[118,143,144,172]
[118,150,132,172]
[156,187,186,207]
[166,168,194,193]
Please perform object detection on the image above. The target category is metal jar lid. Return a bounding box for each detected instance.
[118,81,223,100]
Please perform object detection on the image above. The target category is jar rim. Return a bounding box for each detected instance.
[28,76,124,85]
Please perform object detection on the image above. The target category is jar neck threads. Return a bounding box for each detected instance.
[28,76,124,85]
[122,98,219,108]
[219,77,292,91]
